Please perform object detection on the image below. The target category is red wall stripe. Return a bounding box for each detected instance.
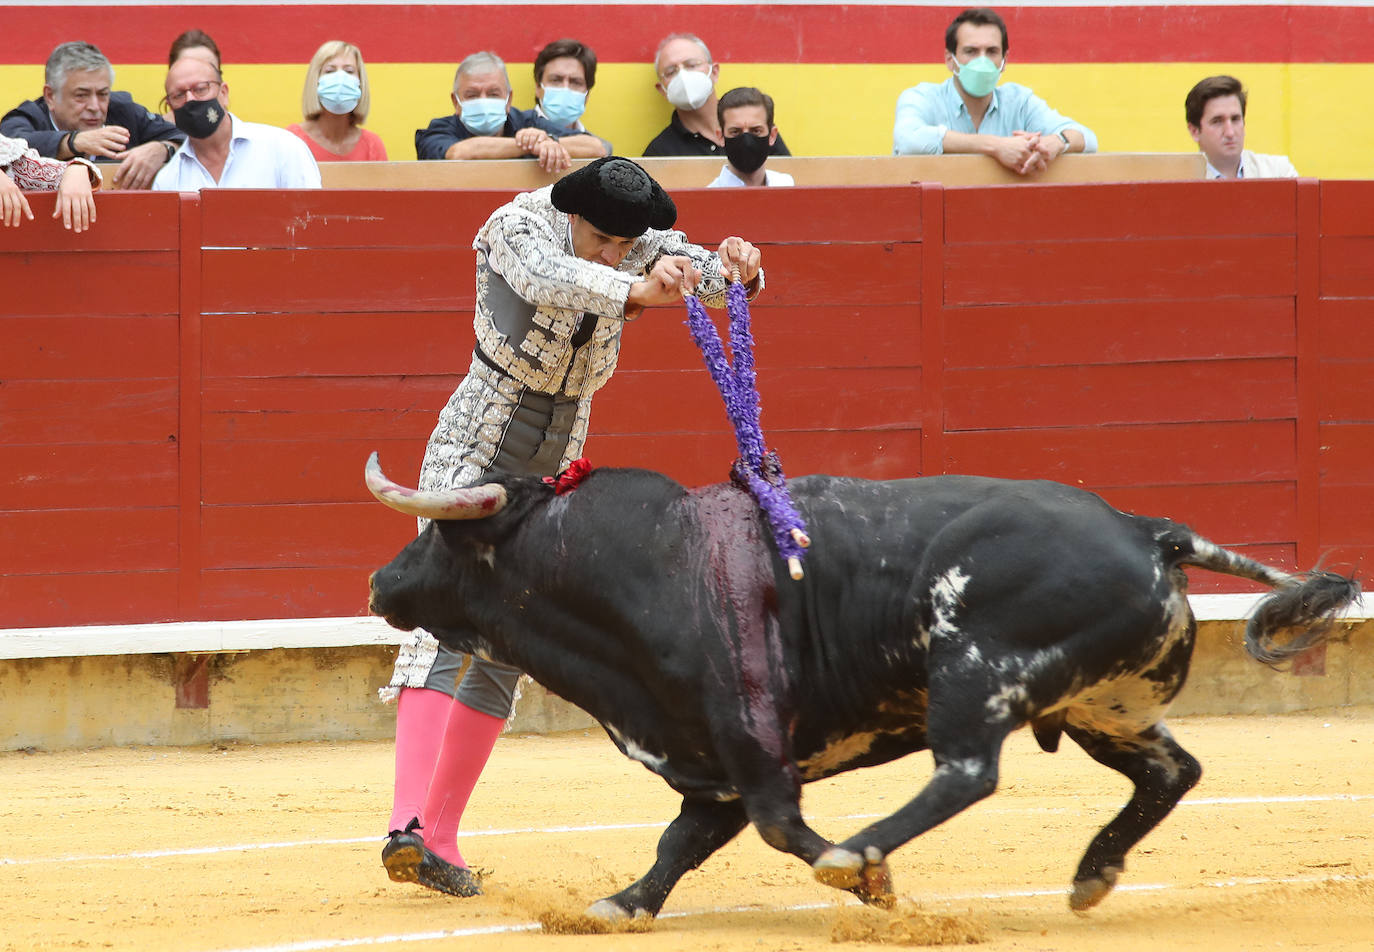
[4,5,1374,66]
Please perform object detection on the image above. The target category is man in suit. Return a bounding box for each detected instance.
[1,41,183,191]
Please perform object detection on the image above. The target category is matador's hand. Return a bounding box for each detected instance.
[716,236,761,285]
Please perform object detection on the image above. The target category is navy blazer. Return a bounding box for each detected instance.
[0,92,184,158]
[414,108,566,160]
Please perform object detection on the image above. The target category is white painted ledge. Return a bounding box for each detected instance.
[0,594,1367,661]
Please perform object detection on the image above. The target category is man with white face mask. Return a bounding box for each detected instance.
[642,33,792,158]
[417,51,602,173]
[525,39,611,157]
[893,8,1096,176]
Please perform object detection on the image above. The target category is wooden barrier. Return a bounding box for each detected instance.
[319,153,1206,190]
[2,179,1371,633]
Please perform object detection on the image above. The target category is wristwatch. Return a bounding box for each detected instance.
[1057,129,1072,152]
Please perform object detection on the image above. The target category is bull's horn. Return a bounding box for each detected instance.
[365,452,507,520]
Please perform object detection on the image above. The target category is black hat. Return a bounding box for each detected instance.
[551,157,677,238]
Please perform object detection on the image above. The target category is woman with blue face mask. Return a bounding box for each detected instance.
[288,40,387,162]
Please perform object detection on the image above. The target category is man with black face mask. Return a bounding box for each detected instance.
[707,87,794,188]
[152,55,320,190]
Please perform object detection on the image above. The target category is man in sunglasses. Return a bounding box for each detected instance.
[152,53,320,190]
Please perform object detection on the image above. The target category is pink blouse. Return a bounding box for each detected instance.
[288,124,388,162]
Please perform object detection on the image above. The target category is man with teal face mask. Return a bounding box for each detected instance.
[525,39,612,157]
[892,8,1097,176]
[415,51,607,172]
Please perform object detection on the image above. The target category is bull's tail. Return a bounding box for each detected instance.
[1161,527,1361,666]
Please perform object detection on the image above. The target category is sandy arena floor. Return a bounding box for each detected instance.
[3,707,1372,952]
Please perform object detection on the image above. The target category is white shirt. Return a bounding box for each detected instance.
[153,113,321,190]
[707,164,795,188]
[1204,149,1299,180]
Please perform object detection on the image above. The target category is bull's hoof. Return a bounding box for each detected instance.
[814,846,896,909]
[1069,866,1120,913]
[586,899,651,922]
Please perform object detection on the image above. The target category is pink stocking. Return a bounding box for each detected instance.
[421,700,505,867]
[387,686,454,835]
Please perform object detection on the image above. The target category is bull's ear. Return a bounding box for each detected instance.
[365,453,508,520]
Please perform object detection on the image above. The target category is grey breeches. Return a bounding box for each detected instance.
[422,643,523,720]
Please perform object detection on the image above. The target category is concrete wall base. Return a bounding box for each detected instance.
[3,620,1367,752]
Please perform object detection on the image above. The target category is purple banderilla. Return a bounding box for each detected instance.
[684,280,809,575]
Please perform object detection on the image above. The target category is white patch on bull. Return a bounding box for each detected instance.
[985,682,1030,720]
[475,543,495,569]
[929,566,970,642]
[798,731,879,780]
[606,723,668,773]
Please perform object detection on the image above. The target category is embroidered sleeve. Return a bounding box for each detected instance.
[481,206,638,320]
[638,228,766,308]
[6,150,102,191]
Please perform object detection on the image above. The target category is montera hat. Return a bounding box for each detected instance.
[551,156,677,238]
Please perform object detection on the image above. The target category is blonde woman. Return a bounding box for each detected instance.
[289,41,387,162]
[0,132,99,232]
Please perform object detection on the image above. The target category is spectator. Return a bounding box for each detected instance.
[1185,75,1297,180]
[643,33,792,158]
[527,39,611,156]
[0,132,99,232]
[152,54,321,190]
[1,41,184,191]
[708,87,794,187]
[289,41,388,162]
[168,29,221,68]
[892,8,1097,176]
[416,51,587,173]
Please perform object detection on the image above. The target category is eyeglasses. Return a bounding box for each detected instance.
[165,80,222,109]
[659,58,709,82]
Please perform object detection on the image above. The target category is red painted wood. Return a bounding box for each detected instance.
[201,439,426,506]
[1,444,178,510]
[2,251,179,317]
[1184,544,1299,592]
[198,568,380,621]
[199,503,409,570]
[4,5,1372,65]
[1318,236,1374,298]
[1319,300,1374,360]
[179,193,204,619]
[0,192,181,252]
[944,359,1296,431]
[202,313,476,378]
[943,421,1297,486]
[0,509,178,575]
[1319,424,1374,482]
[1,380,178,444]
[919,182,946,480]
[1319,485,1374,542]
[945,180,1298,244]
[944,297,1295,369]
[673,186,923,244]
[0,572,179,628]
[200,376,458,442]
[0,316,178,381]
[944,236,1297,307]
[1098,482,1298,544]
[1320,180,1374,237]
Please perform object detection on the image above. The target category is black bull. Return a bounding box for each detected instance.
[365,453,1358,920]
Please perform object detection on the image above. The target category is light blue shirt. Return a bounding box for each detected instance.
[893,78,1097,156]
[153,113,321,190]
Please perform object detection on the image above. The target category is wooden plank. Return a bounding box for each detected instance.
[1319,485,1374,542]
[734,242,921,308]
[0,571,178,628]
[202,313,477,378]
[944,236,1297,307]
[0,251,179,317]
[672,185,923,244]
[1,443,178,510]
[198,568,386,621]
[201,438,426,506]
[200,248,477,314]
[1319,180,1374,237]
[198,188,505,249]
[1096,482,1297,545]
[1317,360,1374,422]
[1,380,178,444]
[178,190,204,620]
[0,509,178,575]
[944,359,1296,431]
[1319,423,1374,483]
[199,502,408,570]
[1319,236,1374,298]
[943,297,1295,369]
[942,420,1297,486]
[0,191,181,253]
[200,376,457,442]
[597,366,921,434]
[945,180,1296,244]
[1319,299,1374,360]
[0,316,179,381]
[1295,177,1322,570]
